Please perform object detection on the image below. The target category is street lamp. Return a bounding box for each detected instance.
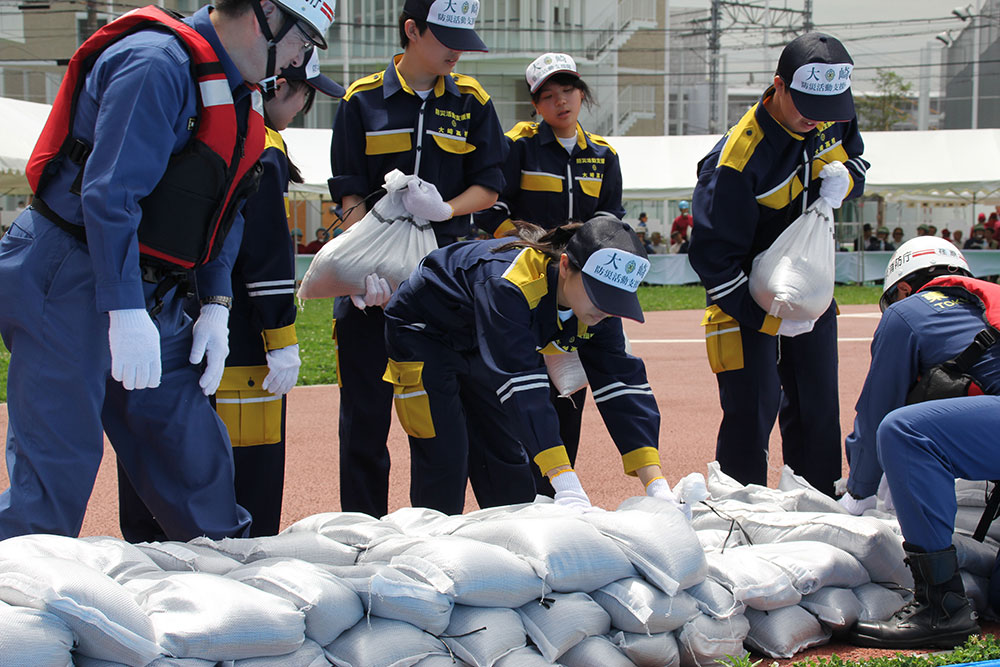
[950,2,980,128]
[936,30,956,46]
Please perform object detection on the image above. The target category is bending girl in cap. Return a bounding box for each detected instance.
[382,216,685,516]
[477,53,626,497]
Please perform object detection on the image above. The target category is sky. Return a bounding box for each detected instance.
[681,0,974,94]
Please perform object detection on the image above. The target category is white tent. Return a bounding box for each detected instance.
[4,95,1000,204]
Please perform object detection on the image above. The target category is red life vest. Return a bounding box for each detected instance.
[26,5,265,269]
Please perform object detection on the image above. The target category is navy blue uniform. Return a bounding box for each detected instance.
[0,7,252,540]
[383,239,662,514]
[118,128,298,539]
[477,119,626,494]
[328,55,507,517]
[690,86,869,495]
[857,279,1000,614]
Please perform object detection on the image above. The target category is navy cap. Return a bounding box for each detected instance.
[281,48,345,98]
[404,0,487,52]
[565,216,650,323]
[777,32,855,122]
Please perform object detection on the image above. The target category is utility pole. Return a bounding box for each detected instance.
[84,0,99,42]
[708,0,721,134]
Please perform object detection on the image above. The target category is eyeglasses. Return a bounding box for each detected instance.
[293,20,320,51]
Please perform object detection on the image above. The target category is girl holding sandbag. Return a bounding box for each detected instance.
[382,216,686,516]
[476,53,626,494]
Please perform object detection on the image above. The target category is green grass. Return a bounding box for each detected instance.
[718,634,1000,667]
[0,285,883,403]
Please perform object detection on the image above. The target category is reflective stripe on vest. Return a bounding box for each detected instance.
[26,4,265,269]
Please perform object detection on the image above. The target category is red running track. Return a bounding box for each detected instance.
[1,305,995,663]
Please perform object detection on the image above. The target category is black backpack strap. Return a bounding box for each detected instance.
[953,325,1000,374]
[974,481,1000,542]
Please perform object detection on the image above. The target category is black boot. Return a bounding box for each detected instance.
[849,543,980,649]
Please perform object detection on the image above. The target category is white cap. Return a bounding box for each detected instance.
[526,53,579,94]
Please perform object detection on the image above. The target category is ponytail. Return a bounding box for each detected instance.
[494,221,584,267]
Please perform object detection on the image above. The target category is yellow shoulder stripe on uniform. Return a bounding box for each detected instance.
[264,127,286,154]
[718,104,766,173]
[501,247,551,309]
[343,71,384,101]
[506,121,540,142]
[451,73,490,105]
[585,131,618,155]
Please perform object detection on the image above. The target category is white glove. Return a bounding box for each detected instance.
[646,478,692,520]
[262,343,301,396]
[350,273,393,310]
[819,161,850,209]
[777,318,816,338]
[838,492,877,515]
[550,470,593,512]
[108,308,162,390]
[189,303,230,396]
[402,179,453,221]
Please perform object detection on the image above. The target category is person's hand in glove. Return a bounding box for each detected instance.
[646,477,692,520]
[402,179,453,221]
[262,343,301,396]
[819,161,851,209]
[109,308,162,390]
[550,469,594,512]
[777,318,816,338]
[838,491,877,515]
[189,303,229,396]
[350,273,392,310]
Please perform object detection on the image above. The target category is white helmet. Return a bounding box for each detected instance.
[880,236,971,311]
[272,0,334,49]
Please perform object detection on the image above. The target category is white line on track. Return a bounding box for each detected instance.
[629,337,873,343]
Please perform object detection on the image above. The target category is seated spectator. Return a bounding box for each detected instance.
[291,228,307,254]
[668,230,689,254]
[964,225,988,250]
[927,224,938,237]
[636,228,654,256]
[874,226,893,251]
[855,223,873,250]
[916,223,929,237]
[649,231,667,254]
[952,229,964,248]
[891,226,904,246]
[303,227,329,254]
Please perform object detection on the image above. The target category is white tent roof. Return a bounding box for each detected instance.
[4,96,1000,204]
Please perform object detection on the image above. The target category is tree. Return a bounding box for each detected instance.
[855,69,913,131]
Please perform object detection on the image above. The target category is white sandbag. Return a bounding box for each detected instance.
[75,658,216,667]
[415,657,470,667]
[744,605,831,658]
[191,532,360,567]
[136,541,241,575]
[544,350,588,398]
[591,577,700,634]
[777,466,848,513]
[363,535,549,607]
[0,599,74,667]
[676,613,749,667]
[517,592,611,663]
[799,587,864,630]
[324,563,454,634]
[234,638,329,667]
[0,556,161,665]
[612,630,680,667]
[587,499,708,595]
[455,516,636,593]
[227,557,364,646]
[0,533,159,583]
[685,579,745,620]
[853,582,908,622]
[962,570,991,615]
[282,511,401,548]
[441,606,525,667]
[381,506,469,537]
[695,508,911,587]
[324,617,450,666]
[124,571,304,660]
[745,542,870,594]
[298,169,437,299]
[494,646,555,667]
[705,548,801,610]
[695,528,746,552]
[955,479,994,507]
[954,533,1000,578]
[560,635,636,667]
[748,198,835,320]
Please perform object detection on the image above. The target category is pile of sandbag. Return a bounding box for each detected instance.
[0,465,995,665]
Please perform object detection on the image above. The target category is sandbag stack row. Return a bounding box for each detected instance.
[0,466,995,665]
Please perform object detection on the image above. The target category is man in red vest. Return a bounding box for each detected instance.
[0,0,333,541]
[841,236,995,648]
